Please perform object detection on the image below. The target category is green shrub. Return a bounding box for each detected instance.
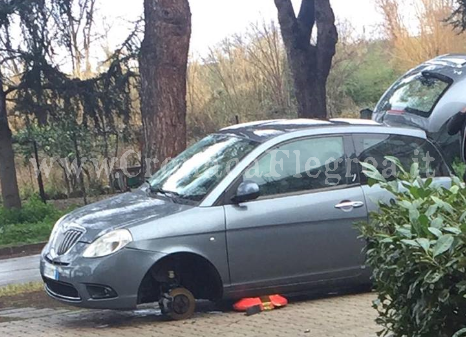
[20,186,38,201]
[0,221,56,246]
[44,184,67,200]
[452,158,466,180]
[357,157,466,337]
[0,195,61,226]
[0,196,63,247]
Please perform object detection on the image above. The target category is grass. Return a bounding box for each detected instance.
[0,221,55,247]
[0,196,65,248]
[0,282,43,298]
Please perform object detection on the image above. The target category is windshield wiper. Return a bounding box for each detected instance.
[147,184,183,203]
[146,181,198,204]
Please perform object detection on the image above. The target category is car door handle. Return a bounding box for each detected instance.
[335,201,365,210]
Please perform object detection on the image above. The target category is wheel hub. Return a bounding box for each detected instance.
[172,294,190,315]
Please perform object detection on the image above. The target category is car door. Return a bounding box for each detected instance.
[223,134,369,293]
[353,133,453,213]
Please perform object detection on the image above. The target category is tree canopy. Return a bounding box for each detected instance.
[0,0,141,207]
[449,0,466,31]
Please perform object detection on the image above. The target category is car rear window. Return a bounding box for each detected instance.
[377,73,451,118]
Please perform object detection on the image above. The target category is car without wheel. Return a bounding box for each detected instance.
[40,118,453,320]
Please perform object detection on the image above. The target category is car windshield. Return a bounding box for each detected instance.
[147,134,258,202]
[378,73,450,117]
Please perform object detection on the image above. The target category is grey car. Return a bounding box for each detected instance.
[372,54,466,164]
[40,118,453,319]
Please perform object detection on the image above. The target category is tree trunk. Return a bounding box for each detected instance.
[0,85,21,209]
[274,0,338,119]
[100,115,114,192]
[32,140,47,203]
[59,163,71,197]
[72,135,87,205]
[140,0,192,176]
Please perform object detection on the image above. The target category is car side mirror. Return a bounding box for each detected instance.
[360,108,373,120]
[231,181,260,204]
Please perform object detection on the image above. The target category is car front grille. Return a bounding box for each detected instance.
[44,254,69,266]
[44,278,81,301]
[56,229,84,255]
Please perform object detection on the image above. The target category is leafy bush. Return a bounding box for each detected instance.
[0,221,56,246]
[20,186,38,201]
[357,157,466,337]
[452,158,466,180]
[44,184,67,201]
[344,42,402,108]
[0,196,63,247]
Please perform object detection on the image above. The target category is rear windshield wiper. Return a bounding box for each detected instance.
[404,106,428,116]
[421,71,453,84]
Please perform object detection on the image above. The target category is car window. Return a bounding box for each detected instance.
[376,73,450,117]
[148,134,258,202]
[354,134,449,184]
[242,136,348,198]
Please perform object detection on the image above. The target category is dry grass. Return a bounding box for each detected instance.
[0,282,43,298]
[377,0,466,71]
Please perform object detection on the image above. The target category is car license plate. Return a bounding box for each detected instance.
[43,263,59,280]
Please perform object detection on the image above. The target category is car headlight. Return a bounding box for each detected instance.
[83,229,133,258]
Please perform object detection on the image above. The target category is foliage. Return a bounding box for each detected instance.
[15,122,93,161]
[187,22,296,139]
[187,21,386,139]
[453,158,466,179]
[357,157,466,337]
[448,0,466,32]
[0,221,56,247]
[0,195,63,246]
[343,41,402,108]
[377,0,466,71]
[0,0,141,206]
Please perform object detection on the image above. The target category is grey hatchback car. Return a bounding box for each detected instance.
[40,118,452,319]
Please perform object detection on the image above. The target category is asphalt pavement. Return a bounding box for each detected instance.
[0,254,41,287]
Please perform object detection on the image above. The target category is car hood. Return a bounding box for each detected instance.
[61,190,194,243]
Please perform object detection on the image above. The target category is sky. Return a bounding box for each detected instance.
[103,0,382,56]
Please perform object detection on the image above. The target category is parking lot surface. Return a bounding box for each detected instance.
[0,292,378,337]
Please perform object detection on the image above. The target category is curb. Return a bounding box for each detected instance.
[0,242,46,260]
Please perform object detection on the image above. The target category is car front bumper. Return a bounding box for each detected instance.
[40,243,166,310]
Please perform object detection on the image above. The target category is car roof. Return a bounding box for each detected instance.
[218,118,426,143]
[409,54,466,81]
[425,54,466,69]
